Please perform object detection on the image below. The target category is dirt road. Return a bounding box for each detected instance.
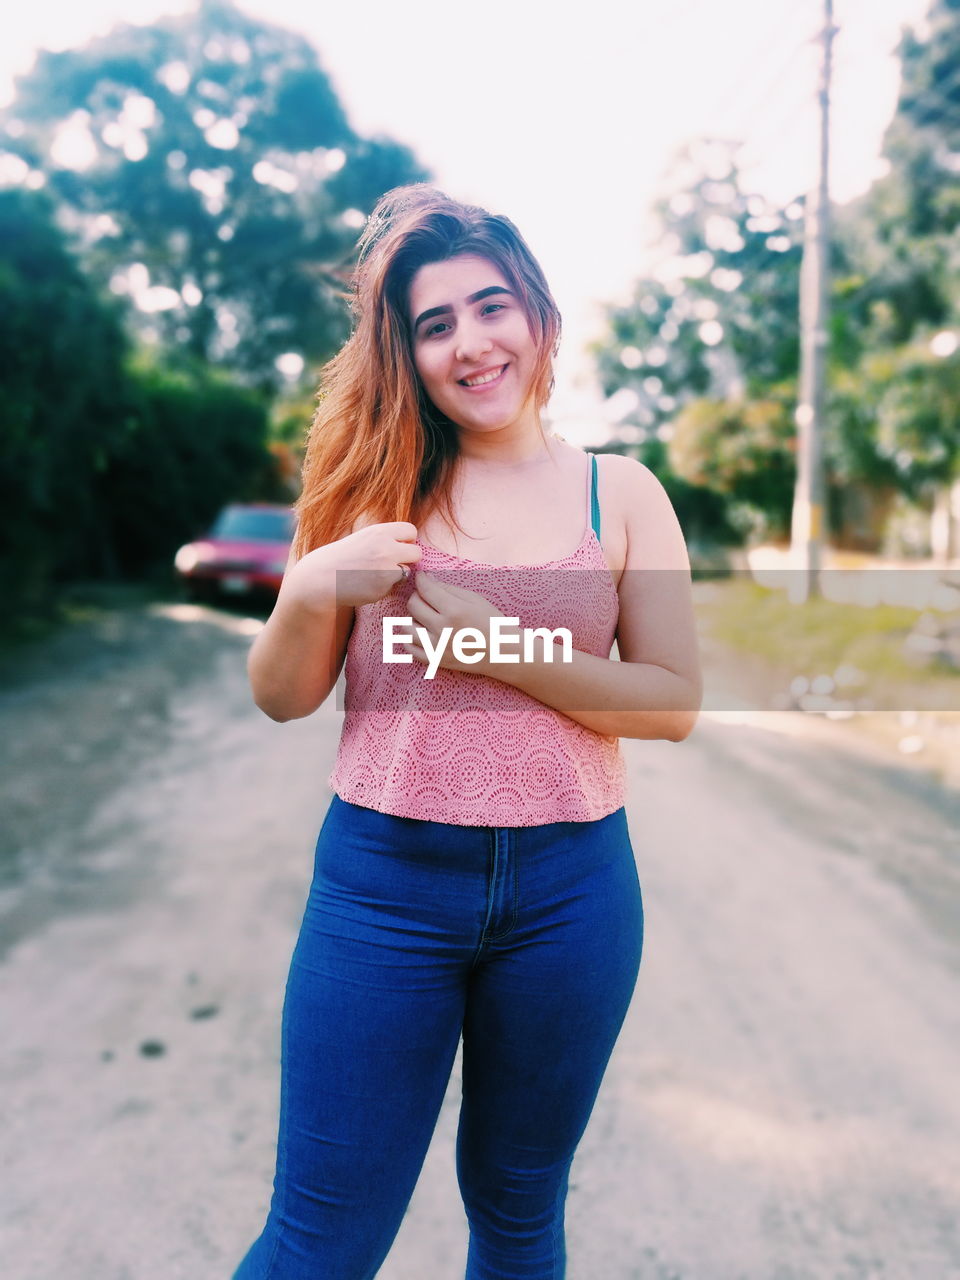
[2,599,959,1279]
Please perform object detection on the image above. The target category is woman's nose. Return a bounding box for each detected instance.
[455,323,493,363]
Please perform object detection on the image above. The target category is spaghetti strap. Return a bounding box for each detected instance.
[586,452,601,541]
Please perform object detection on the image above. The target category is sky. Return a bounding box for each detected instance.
[1,0,933,440]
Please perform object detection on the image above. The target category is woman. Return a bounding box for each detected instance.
[232,185,701,1279]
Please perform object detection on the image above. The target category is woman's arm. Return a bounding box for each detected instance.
[247,546,355,723]
[490,649,699,743]
[486,457,701,740]
[248,520,421,722]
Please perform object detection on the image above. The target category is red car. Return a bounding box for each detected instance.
[174,503,295,600]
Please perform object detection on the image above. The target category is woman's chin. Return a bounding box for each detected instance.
[451,399,536,434]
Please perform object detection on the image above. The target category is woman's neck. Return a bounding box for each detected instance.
[454,431,565,472]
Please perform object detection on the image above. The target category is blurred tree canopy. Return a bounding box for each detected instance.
[1,0,429,391]
[0,186,271,612]
[590,141,803,542]
[0,186,130,603]
[99,354,275,575]
[669,394,797,541]
[0,1,435,621]
[592,141,804,424]
[831,0,960,501]
[592,0,960,545]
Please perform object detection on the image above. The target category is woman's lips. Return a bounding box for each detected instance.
[458,363,508,392]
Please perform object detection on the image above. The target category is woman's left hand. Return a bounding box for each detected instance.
[403,573,508,678]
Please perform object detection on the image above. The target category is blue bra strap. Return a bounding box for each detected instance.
[589,452,601,540]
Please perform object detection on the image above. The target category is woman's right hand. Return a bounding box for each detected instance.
[284,522,421,613]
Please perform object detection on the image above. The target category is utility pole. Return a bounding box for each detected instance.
[790,0,836,603]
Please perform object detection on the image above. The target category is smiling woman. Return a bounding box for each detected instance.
[231,184,701,1280]
[287,185,563,557]
[408,256,540,437]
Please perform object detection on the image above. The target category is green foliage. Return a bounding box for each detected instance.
[834,0,960,345]
[695,578,953,691]
[831,344,960,499]
[829,0,960,494]
[668,395,796,539]
[590,141,803,541]
[591,142,803,422]
[270,384,317,450]
[0,1,436,626]
[594,1,960,546]
[1,0,430,390]
[0,187,130,604]
[634,438,739,549]
[99,357,271,572]
[0,189,272,616]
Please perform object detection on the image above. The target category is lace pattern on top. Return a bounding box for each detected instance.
[329,522,625,828]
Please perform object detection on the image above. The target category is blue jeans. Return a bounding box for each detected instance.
[231,794,644,1279]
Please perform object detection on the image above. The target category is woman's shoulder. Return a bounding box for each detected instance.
[590,452,685,557]
[551,439,645,479]
[587,450,668,508]
[591,449,655,481]
[595,454,688,571]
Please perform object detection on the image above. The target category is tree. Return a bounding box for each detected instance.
[830,342,960,500]
[0,187,272,613]
[830,0,960,505]
[592,141,804,418]
[98,356,273,574]
[595,0,960,546]
[0,187,130,603]
[0,0,430,391]
[668,395,796,540]
[590,140,804,540]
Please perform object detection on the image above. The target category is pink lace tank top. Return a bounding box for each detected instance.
[328,452,625,826]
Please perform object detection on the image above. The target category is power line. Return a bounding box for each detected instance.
[707,0,819,136]
[731,59,830,181]
[741,26,960,180]
[734,80,820,168]
[725,28,817,141]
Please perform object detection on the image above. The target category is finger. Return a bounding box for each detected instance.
[422,573,483,604]
[394,546,423,583]
[407,590,444,627]
[414,572,456,604]
[385,521,418,541]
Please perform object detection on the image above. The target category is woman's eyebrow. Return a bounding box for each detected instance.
[412,285,514,333]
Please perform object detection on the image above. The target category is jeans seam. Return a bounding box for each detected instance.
[470,829,500,965]
[486,828,518,941]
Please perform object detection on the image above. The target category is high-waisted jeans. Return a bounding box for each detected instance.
[230,794,644,1280]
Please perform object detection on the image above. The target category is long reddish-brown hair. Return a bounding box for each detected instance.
[292,184,562,559]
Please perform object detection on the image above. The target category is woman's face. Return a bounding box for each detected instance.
[407,253,541,439]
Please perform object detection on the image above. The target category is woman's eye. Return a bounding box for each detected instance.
[423,304,503,338]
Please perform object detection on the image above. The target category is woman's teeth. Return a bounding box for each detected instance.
[461,365,506,387]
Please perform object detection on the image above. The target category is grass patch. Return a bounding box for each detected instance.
[693,578,960,709]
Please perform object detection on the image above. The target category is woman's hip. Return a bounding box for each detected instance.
[303,795,641,956]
